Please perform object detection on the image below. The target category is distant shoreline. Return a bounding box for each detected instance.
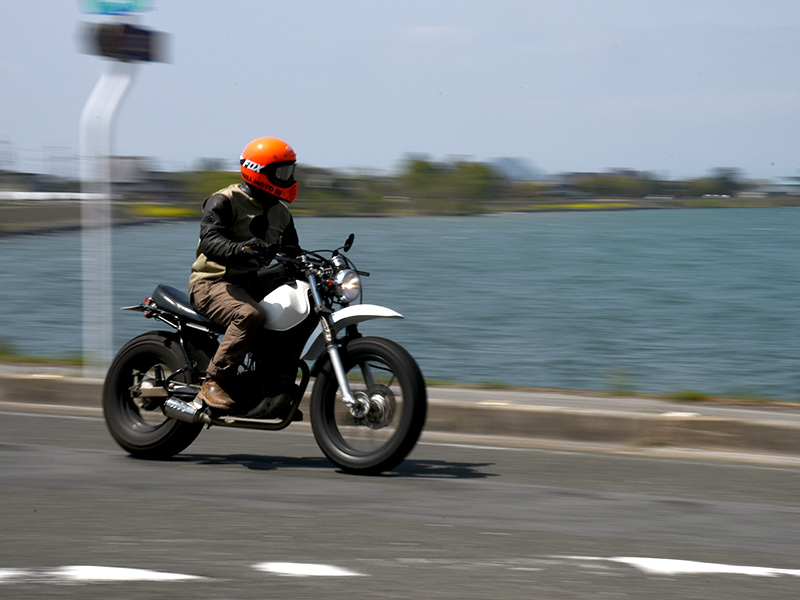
[2,196,799,236]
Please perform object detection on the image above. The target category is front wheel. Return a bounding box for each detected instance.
[310,337,427,475]
[103,331,204,459]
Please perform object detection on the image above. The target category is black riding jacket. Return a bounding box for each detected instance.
[189,183,299,288]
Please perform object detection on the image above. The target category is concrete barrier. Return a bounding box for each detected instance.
[3,373,800,457]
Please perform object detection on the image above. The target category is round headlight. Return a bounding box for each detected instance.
[334,269,361,303]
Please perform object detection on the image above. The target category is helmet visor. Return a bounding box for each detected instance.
[271,162,296,185]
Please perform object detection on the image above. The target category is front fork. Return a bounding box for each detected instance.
[307,273,370,418]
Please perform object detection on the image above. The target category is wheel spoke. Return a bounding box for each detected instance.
[359,360,377,388]
[124,364,172,429]
[331,357,403,452]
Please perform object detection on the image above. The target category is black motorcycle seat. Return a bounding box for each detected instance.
[151,284,222,331]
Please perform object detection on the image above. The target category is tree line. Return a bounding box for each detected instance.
[164,158,800,216]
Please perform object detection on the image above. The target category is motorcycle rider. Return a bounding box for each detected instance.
[189,136,300,413]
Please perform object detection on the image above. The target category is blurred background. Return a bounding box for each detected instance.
[3,1,800,179]
[1,0,799,400]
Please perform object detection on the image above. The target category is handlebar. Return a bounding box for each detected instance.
[248,234,365,279]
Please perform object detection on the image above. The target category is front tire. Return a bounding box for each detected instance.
[103,331,203,459]
[310,337,427,475]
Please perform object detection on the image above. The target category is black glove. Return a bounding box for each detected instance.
[279,243,302,257]
[240,238,277,261]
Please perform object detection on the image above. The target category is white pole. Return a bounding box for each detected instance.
[79,58,137,378]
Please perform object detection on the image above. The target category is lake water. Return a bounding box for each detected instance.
[1,208,799,400]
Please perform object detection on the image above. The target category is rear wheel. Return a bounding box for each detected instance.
[103,331,203,459]
[310,337,427,475]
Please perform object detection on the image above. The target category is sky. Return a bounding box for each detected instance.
[1,0,799,180]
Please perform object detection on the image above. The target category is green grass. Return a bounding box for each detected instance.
[0,339,82,366]
[128,204,198,219]
[667,390,711,402]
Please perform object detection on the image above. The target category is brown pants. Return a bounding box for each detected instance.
[189,278,266,381]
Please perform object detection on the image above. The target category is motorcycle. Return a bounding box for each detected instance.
[102,234,427,475]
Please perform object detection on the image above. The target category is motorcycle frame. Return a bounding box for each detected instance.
[130,273,404,430]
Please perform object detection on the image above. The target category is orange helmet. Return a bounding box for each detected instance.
[240,137,298,202]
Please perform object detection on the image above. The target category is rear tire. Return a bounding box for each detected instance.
[103,331,203,459]
[310,337,427,475]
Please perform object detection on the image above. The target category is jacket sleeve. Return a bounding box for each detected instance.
[197,193,246,265]
[281,214,299,248]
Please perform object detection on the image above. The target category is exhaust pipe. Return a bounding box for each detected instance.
[163,397,212,425]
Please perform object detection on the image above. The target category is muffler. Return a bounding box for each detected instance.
[163,397,212,425]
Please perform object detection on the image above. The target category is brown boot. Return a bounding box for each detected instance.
[198,378,236,412]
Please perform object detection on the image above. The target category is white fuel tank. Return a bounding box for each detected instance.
[259,280,312,331]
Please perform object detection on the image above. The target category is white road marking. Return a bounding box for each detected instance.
[0,566,204,584]
[0,569,27,582]
[254,562,365,577]
[615,557,800,577]
[4,556,798,585]
[563,556,800,578]
[54,566,204,582]
[419,441,527,451]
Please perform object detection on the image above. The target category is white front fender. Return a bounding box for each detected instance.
[301,304,404,360]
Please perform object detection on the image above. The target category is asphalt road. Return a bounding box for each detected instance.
[2,406,800,599]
